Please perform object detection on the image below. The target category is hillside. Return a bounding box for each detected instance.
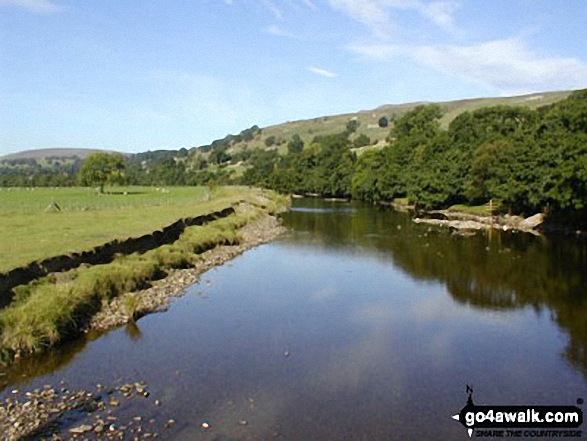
[1,90,571,164]
[216,90,571,156]
[0,148,122,161]
[186,90,572,182]
[0,89,575,189]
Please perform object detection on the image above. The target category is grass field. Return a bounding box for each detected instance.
[0,185,288,360]
[0,186,271,273]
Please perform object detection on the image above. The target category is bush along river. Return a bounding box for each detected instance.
[1,198,586,440]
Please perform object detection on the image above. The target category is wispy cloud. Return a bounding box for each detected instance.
[302,0,318,11]
[326,0,459,37]
[419,1,459,31]
[265,24,297,38]
[349,37,587,94]
[0,0,59,13]
[308,66,338,78]
[263,0,283,20]
[327,0,393,38]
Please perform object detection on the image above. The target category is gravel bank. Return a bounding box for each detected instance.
[89,213,287,332]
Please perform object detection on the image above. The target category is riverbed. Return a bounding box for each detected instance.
[1,199,586,440]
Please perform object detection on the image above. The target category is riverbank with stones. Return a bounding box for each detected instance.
[89,212,287,332]
[0,379,173,440]
[0,212,287,440]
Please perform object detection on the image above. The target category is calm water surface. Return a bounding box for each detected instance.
[2,199,586,440]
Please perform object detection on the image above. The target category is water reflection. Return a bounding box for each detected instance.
[283,200,587,376]
[125,321,143,341]
[0,199,585,440]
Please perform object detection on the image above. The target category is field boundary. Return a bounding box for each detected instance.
[0,204,239,305]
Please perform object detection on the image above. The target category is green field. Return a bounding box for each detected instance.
[0,186,269,273]
[0,186,288,360]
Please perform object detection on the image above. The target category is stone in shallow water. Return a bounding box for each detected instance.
[70,424,93,434]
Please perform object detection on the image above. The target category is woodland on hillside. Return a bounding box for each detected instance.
[244,89,587,215]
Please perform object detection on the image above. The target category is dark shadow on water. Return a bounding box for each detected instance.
[124,321,143,341]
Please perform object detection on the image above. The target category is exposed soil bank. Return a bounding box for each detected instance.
[0,206,238,306]
[89,213,287,332]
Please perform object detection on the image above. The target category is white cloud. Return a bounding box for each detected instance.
[308,66,338,78]
[326,0,459,37]
[263,0,283,20]
[348,42,405,60]
[327,0,394,37]
[419,1,458,31]
[265,24,297,38]
[0,0,59,13]
[349,37,587,94]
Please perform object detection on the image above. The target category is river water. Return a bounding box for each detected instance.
[2,199,586,440]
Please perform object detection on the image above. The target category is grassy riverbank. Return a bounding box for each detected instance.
[0,186,288,363]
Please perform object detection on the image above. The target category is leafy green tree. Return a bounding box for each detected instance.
[287,134,304,154]
[352,150,384,200]
[151,158,186,185]
[264,136,276,147]
[353,133,371,148]
[209,145,231,164]
[392,104,443,140]
[79,152,125,193]
[378,116,388,128]
[345,119,360,135]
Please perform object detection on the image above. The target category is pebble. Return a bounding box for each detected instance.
[0,379,170,440]
[69,424,93,434]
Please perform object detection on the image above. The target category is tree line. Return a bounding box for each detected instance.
[2,90,586,217]
[243,89,587,215]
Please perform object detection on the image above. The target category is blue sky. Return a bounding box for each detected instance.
[1,0,587,155]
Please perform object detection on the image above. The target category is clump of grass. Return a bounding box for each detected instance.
[448,203,498,216]
[149,245,193,269]
[123,293,141,323]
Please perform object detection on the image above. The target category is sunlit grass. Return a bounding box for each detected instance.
[0,195,288,360]
[448,203,493,216]
[0,186,279,273]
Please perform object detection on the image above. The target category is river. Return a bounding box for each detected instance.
[2,199,586,440]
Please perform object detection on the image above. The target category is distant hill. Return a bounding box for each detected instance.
[0,148,124,161]
[220,90,572,156]
[184,90,573,181]
[0,90,573,168]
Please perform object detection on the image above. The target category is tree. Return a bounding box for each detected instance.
[345,119,360,135]
[378,116,388,128]
[287,134,304,154]
[353,133,371,148]
[79,152,125,193]
[209,145,231,164]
